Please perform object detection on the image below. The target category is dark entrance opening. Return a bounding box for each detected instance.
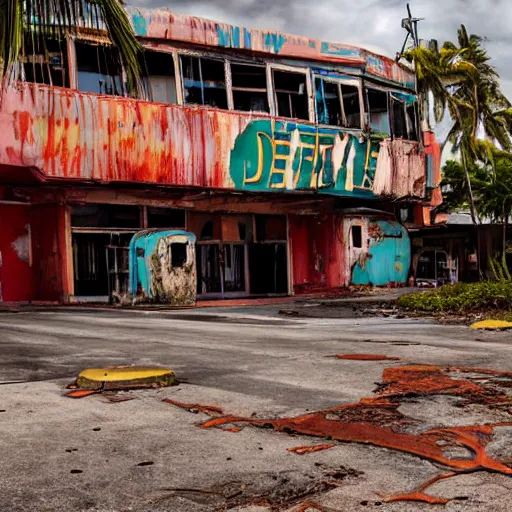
[249,243,288,294]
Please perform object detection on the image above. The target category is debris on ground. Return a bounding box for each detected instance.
[188,364,512,505]
[64,366,176,398]
[287,444,336,455]
[163,399,224,415]
[331,355,400,361]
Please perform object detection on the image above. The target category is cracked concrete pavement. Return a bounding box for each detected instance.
[1,305,512,511]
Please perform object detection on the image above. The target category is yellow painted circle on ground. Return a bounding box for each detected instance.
[471,320,512,330]
[76,366,175,390]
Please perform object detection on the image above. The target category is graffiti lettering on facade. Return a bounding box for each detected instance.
[230,121,380,196]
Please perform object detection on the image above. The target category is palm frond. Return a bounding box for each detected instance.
[0,0,142,94]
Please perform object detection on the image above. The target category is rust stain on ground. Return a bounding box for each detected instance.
[287,444,336,455]
[163,399,224,415]
[334,354,400,361]
[64,389,99,398]
[195,365,512,504]
[292,501,329,511]
[222,427,242,433]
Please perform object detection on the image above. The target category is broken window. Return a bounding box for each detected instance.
[76,42,124,96]
[315,77,361,128]
[315,78,342,126]
[20,37,69,87]
[391,96,407,139]
[170,243,188,268]
[140,51,177,104]
[342,84,362,128]
[351,225,362,249]
[273,69,309,120]
[406,103,419,141]
[366,88,390,134]
[230,63,269,113]
[180,55,228,109]
[147,208,186,228]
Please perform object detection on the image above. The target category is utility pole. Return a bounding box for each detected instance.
[396,3,424,61]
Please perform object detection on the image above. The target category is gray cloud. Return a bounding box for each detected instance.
[131,0,512,98]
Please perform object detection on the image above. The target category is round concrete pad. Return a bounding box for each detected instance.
[76,367,176,391]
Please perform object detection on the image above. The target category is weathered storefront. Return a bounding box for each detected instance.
[0,7,441,303]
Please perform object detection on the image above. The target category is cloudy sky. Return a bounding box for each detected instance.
[131,0,512,99]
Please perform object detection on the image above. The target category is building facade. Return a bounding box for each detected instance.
[0,7,442,303]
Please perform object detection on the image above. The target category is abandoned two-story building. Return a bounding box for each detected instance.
[0,6,442,303]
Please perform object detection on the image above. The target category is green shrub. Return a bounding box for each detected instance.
[398,281,512,313]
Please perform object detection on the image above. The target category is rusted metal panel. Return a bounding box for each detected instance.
[373,139,426,198]
[127,7,415,89]
[0,83,425,201]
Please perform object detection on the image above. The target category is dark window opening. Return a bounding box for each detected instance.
[71,205,140,229]
[147,208,186,228]
[273,70,309,120]
[231,63,269,113]
[200,221,214,240]
[342,84,361,128]
[315,78,361,128]
[76,42,124,96]
[315,78,342,126]
[171,243,188,268]
[181,55,227,109]
[406,103,419,141]
[140,51,177,104]
[392,98,407,139]
[351,225,362,249]
[20,37,69,87]
[238,222,247,241]
[367,88,390,134]
[255,215,287,242]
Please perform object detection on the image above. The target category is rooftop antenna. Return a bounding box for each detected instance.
[396,3,424,61]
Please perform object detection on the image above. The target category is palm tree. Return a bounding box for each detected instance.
[0,0,141,93]
[404,25,512,278]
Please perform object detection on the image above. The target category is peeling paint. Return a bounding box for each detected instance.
[0,84,425,202]
[126,7,415,89]
[130,230,197,305]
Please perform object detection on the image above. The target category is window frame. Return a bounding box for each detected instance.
[179,53,229,109]
[365,85,391,136]
[268,63,314,122]
[139,49,179,105]
[313,74,364,130]
[227,61,270,114]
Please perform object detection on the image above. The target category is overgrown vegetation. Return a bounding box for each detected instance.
[398,281,512,314]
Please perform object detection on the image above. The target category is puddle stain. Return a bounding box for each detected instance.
[196,365,512,504]
[287,444,336,455]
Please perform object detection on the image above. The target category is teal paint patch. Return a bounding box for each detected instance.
[229,120,379,197]
[264,33,286,53]
[243,28,252,48]
[351,220,411,286]
[131,13,148,36]
[217,25,232,47]
[321,42,360,58]
[129,230,197,303]
[391,91,416,105]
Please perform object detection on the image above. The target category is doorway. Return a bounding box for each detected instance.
[196,243,247,298]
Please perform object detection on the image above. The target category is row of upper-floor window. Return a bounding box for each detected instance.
[17,37,419,140]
